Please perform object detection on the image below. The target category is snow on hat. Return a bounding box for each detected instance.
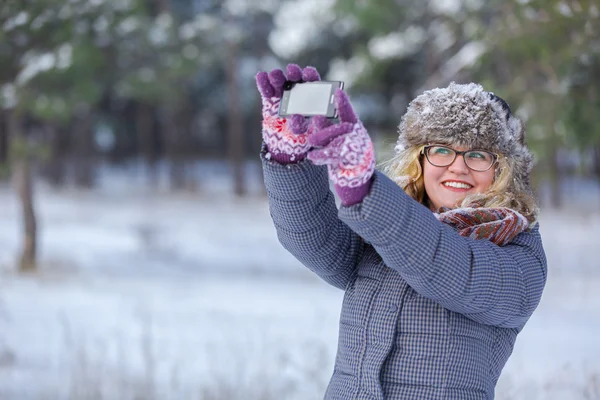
[396,82,535,197]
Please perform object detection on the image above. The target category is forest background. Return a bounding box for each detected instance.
[2,0,599,268]
[0,0,599,399]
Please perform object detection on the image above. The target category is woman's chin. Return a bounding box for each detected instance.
[437,196,467,210]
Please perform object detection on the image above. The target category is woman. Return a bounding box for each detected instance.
[256,64,547,399]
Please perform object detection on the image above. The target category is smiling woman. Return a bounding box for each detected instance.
[257,65,547,400]
[385,84,538,224]
[422,144,497,210]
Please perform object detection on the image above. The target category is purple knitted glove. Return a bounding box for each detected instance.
[255,64,320,164]
[307,89,376,206]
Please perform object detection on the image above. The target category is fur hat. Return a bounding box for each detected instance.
[396,82,534,197]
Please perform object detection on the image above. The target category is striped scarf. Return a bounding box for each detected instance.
[435,207,529,246]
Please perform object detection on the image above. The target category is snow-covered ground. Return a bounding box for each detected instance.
[0,167,599,400]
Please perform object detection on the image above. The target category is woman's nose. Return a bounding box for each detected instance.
[447,154,470,174]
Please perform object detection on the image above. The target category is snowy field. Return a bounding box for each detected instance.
[0,166,599,400]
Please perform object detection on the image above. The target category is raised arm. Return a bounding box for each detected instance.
[262,149,364,289]
[338,171,547,328]
[256,65,363,289]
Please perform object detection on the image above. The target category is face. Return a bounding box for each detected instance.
[423,145,496,210]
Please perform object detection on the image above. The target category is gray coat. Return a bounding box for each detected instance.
[262,153,547,400]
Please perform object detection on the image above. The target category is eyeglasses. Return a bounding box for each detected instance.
[423,145,498,172]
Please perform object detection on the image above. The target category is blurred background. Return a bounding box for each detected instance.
[0,0,599,399]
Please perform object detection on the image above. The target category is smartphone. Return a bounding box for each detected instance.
[278,80,345,118]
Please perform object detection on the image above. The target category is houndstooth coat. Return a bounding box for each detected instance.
[261,151,547,400]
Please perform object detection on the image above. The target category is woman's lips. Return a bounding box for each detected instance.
[441,181,473,192]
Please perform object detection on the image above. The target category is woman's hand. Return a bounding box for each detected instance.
[255,64,320,164]
[307,89,376,206]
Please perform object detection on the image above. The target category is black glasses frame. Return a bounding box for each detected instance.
[423,145,498,172]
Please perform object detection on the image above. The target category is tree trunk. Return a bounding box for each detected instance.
[592,144,600,179]
[225,35,246,197]
[44,123,67,187]
[136,102,158,185]
[160,109,186,190]
[542,95,562,209]
[593,144,600,209]
[0,111,7,166]
[548,138,562,209]
[15,159,36,272]
[8,110,37,272]
[73,109,95,188]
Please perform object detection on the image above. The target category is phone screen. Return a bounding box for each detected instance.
[287,84,332,115]
[279,81,344,118]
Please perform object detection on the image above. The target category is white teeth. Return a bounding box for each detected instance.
[443,181,472,189]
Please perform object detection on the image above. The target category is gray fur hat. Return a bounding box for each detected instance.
[396,82,534,197]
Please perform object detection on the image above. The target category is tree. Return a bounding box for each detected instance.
[297,0,482,137]
[0,0,145,270]
[0,0,66,271]
[113,0,221,190]
[469,0,600,207]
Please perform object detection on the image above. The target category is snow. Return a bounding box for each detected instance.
[93,15,110,33]
[117,16,140,36]
[17,52,57,85]
[429,0,463,16]
[420,41,487,90]
[0,166,599,399]
[224,0,281,16]
[269,0,335,59]
[178,23,197,41]
[327,56,369,88]
[2,11,29,32]
[1,84,17,109]
[431,21,456,53]
[367,27,427,60]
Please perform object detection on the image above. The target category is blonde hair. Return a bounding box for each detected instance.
[381,145,539,225]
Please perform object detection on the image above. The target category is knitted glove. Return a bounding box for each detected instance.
[255,64,320,164]
[307,89,376,206]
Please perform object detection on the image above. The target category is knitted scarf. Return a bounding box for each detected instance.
[434,207,529,246]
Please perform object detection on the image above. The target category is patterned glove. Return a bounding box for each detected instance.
[307,89,376,206]
[255,64,320,164]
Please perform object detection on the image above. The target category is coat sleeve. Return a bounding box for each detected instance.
[261,146,364,290]
[338,170,548,328]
